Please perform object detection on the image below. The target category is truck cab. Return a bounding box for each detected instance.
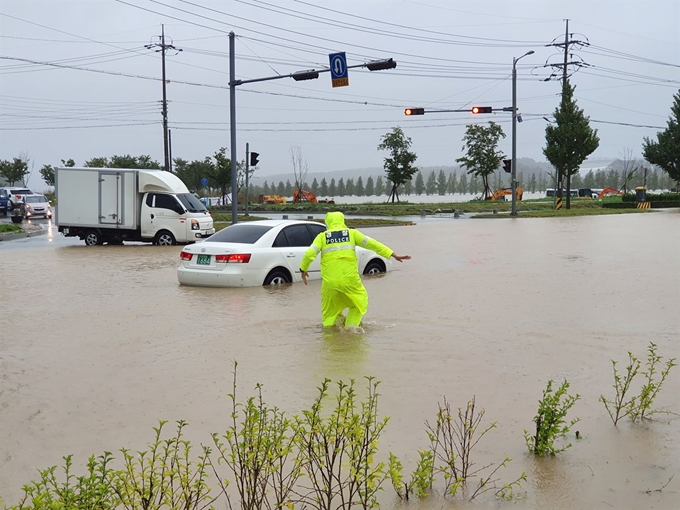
[141,191,214,245]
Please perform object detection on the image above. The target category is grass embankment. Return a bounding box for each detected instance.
[211,214,414,232]
[210,196,636,218]
[0,224,24,234]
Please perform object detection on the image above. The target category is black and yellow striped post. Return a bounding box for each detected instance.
[555,196,563,210]
[636,201,651,209]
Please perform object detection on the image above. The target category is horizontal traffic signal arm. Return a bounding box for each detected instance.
[404,106,497,115]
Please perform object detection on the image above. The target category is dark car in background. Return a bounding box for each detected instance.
[0,188,8,216]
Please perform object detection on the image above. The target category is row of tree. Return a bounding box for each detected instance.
[255,166,675,198]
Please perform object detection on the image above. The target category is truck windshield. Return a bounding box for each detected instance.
[177,193,208,213]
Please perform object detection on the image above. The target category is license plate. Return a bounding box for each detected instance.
[196,254,211,265]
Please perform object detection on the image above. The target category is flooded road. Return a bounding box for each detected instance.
[1,211,679,509]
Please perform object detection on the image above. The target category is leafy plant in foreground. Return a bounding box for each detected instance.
[600,342,677,424]
[524,380,580,456]
[390,396,524,502]
[11,452,118,510]
[208,362,302,510]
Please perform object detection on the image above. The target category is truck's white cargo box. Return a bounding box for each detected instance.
[56,168,139,229]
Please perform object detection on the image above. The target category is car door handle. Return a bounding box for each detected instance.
[150,214,155,219]
[286,253,296,258]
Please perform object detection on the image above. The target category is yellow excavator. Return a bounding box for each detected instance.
[486,186,523,201]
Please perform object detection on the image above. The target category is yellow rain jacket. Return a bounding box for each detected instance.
[300,212,394,327]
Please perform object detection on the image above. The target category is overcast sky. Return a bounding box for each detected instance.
[1,0,678,190]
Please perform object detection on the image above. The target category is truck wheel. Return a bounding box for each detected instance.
[154,230,176,246]
[6,202,13,213]
[84,230,103,246]
[263,269,291,285]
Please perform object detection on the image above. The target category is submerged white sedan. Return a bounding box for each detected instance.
[177,219,391,287]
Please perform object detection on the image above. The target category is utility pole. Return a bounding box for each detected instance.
[146,25,181,172]
[544,19,589,209]
[229,31,238,224]
[168,129,173,173]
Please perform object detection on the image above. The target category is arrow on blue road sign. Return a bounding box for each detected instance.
[201,177,208,186]
[329,52,349,88]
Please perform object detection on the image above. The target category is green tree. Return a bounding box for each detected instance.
[285,180,293,196]
[529,173,537,193]
[355,176,364,196]
[0,157,29,186]
[365,176,374,196]
[643,90,680,185]
[447,171,457,194]
[329,178,336,196]
[345,177,355,196]
[209,147,231,199]
[456,122,506,199]
[311,178,319,195]
[436,169,447,195]
[320,178,329,196]
[543,81,600,208]
[40,165,55,187]
[377,126,419,202]
[425,171,436,195]
[374,176,385,196]
[337,178,346,196]
[277,181,285,195]
[583,170,595,188]
[458,172,468,194]
[414,171,425,195]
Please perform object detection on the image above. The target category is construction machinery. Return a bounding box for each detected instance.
[292,190,335,204]
[258,194,287,205]
[597,187,624,199]
[487,186,523,201]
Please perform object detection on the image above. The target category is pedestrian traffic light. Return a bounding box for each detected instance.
[250,152,259,166]
[404,107,425,116]
[503,159,512,173]
[471,106,493,114]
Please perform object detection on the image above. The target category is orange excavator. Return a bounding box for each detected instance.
[486,186,523,201]
[258,194,287,204]
[293,189,318,203]
[597,187,624,199]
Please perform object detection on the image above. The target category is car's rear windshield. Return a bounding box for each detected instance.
[208,224,272,244]
[25,195,47,203]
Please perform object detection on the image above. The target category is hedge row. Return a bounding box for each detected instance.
[622,192,680,202]
[602,201,680,209]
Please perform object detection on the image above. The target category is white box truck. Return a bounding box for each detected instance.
[56,167,215,246]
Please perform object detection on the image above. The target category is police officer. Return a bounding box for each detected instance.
[300,211,411,328]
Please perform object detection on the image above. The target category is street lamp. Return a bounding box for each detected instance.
[511,50,534,216]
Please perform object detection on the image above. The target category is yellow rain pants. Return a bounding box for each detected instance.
[300,212,394,327]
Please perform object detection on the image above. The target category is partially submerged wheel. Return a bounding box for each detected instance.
[363,260,385,275]
[263,269,291,286]
[84,230,103,246]
[154,230,176,246]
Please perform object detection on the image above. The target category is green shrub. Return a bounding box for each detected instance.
[602,202,636,209]
[524,380,580,456]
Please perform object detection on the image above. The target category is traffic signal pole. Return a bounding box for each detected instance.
[229,32,238,224]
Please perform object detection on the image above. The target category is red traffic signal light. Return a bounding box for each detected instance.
[503,159,512,173]
[471,106,493,114]
[404,107,425,116]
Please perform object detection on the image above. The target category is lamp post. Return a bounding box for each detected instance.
[511,50,534,216]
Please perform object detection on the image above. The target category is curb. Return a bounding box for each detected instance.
[0,228,48,242]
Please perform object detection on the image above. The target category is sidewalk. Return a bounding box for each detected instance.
[0,218,47,242]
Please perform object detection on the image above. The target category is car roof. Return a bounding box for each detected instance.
[232,219,323,227]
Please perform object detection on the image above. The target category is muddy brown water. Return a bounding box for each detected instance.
[1,212,679,509]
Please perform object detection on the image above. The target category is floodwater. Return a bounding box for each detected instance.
[1,211,679,509]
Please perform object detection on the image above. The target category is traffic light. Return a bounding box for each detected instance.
[366,58,397,71]
[250,152,259,166]
[471,106,493,114]
[404,107,425,116]
[503,159,512,173]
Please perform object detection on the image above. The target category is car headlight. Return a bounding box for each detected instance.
[191,219,200,230]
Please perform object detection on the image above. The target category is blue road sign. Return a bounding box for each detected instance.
[201,177,208,186]
[329,52,349,88]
